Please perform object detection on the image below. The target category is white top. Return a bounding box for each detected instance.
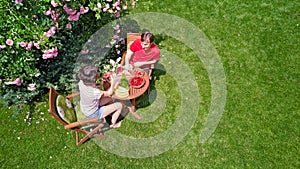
[78,80,103,116]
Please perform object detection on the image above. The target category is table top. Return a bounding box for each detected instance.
[112,68,150,100]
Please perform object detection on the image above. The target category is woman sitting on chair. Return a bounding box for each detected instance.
[124,32,160,73]
[77,65,122,128]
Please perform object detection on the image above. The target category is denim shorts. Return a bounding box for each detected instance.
[86,106,103,121]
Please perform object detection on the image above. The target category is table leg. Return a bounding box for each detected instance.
[130,99,141,119]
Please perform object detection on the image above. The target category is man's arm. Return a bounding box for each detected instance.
[133,60,157,67]
[125,50,134,67]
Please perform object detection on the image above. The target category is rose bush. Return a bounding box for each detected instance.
[0,0,137,107]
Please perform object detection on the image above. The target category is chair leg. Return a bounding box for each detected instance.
[76,123,105,146]
[75,131,79,145]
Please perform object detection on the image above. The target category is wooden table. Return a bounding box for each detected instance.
[111,69,150,119]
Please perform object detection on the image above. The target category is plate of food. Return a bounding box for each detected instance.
[129,76,145,88]
[114,86,129,98]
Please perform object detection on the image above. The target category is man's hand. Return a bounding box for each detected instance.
[133,62,144,67]
[124,64,133,70]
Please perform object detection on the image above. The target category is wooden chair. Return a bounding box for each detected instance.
[48,87,128,146]
[121,33,155,80]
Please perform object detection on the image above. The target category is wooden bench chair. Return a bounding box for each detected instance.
[48,87,128,146]
[121,33,155,80]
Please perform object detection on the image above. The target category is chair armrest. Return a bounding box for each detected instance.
[66,92,80,99]
[120,51,127,66]
[64,117,102,129]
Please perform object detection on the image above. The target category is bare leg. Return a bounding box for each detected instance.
[100,102,122,127]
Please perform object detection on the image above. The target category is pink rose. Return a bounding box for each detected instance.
[6,39,14,46]
[115,24,120,30]
[51,47,58,57]
[103,72,111,79]
[115,11,120,18]
[43,9,51,16]
[66,23,72,29]
[26,41,33,50]
[119,38,125,44]
[43,27,56,37]
[63,4,77,15]
[80,6,89,14]
[51,0,58,8]
[4,78,23,86]
[113,1,121,8]
[0,45,6,49]
[27,41,33,48]
[15,0,22,4]
[51,12,59,20]
[20,42,27,47]
[81,50,89,54]
[42,47,58,59]
[68,12,81,21]
[34,42,40,49]
[113,35,119,40]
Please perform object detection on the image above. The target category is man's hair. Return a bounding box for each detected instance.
[76,65,98,83]
[141,32,154,43]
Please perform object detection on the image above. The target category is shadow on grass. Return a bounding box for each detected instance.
[136,63,166,109]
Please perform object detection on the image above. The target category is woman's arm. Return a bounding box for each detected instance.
[102,74,119,97]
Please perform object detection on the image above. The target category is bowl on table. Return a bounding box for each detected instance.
[129,76,145,89]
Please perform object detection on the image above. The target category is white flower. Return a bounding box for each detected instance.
[104,65,111,71]
[35,73,41,77]
[116,57,121,63]
[109,59,116,66]
[110,39,116,45]
[97,3,102,8]
[27,83,36,91]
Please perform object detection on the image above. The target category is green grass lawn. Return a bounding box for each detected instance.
[1,0,299,168]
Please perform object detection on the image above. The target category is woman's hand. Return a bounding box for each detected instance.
[110,73,120,86]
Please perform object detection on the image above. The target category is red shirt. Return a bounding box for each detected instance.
[129,39,160,65]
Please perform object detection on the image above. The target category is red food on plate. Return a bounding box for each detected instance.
[129,77,145,88]
[134,70,144,77]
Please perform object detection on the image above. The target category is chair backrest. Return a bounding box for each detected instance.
[127,33,141,45]
[49,87,68,126]
[121,33,141,65]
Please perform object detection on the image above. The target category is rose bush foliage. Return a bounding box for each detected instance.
[0,0,137,106]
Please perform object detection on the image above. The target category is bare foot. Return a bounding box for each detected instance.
[127,106,142,119]
[110,121,122,128]
[130,110,142,119]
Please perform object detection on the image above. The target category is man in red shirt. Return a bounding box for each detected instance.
[124,32,160,71]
